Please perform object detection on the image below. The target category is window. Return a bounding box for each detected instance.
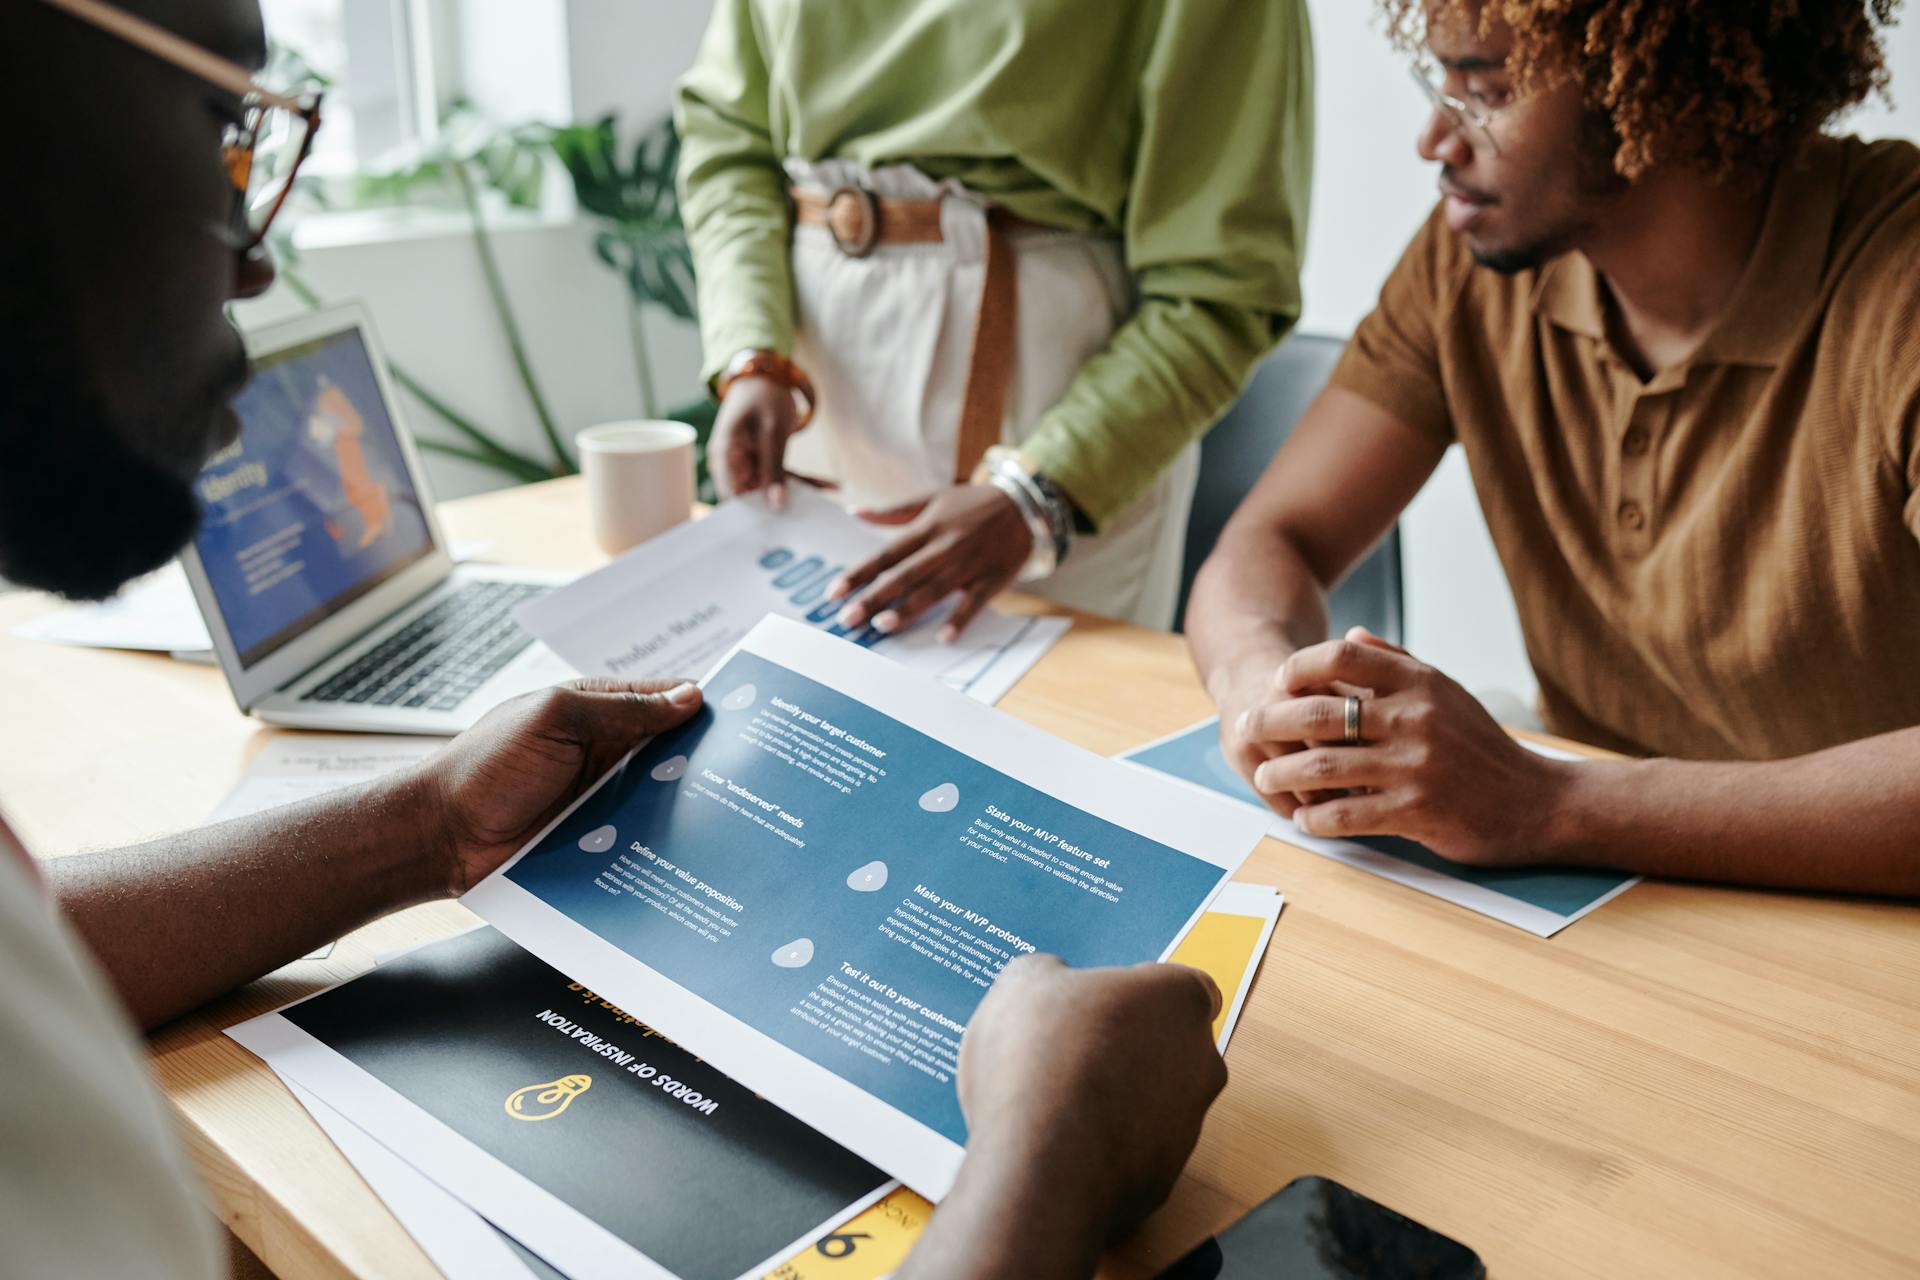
[261,0,443,178]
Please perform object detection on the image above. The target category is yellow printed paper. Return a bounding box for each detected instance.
[1171,911,1266,1043]
[1173,882,1282,1049]
[766,1188,935,1280]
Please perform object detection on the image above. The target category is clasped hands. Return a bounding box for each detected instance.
[1219,627,1575,865]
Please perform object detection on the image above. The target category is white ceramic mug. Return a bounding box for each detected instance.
[576,420,697,557]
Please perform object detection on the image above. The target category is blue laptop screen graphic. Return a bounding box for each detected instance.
[193,328,434,666]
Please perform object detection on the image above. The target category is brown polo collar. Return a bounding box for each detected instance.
[1530,136,1843,371]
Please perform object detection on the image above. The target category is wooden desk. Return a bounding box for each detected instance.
[2,477,1915,1279]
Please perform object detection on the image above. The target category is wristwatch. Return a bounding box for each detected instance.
[971,446,1075,582]
[716,348,817,429]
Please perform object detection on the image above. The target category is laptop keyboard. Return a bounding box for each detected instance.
[300,580,548,713]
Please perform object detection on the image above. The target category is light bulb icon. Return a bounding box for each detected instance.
[504,1074,592,1122]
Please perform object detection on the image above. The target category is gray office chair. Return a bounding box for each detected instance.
[1173,332,1404,641]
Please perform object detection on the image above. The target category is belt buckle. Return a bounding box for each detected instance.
[826,185,880,258]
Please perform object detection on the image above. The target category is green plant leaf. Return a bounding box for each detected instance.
[476,131,546,210]
[658,244,698,321]
[547,117,628,221]
[389,366,556,479]
[631,120,681,222]
[415,437,552,484]
[593,230,627,273]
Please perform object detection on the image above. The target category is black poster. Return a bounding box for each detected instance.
[282,927,888,1280]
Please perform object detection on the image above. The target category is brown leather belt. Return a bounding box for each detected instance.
[792,185,1024,484]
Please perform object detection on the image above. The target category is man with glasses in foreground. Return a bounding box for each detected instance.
[0,3,1226,1275]
[1189,0,1920,896]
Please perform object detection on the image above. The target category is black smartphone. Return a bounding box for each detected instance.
[1155,1176,1485,1280]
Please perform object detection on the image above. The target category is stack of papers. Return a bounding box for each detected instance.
[464,620,1260,1195]
[236,926,895,1280]
[236,892,1283,1280]
[229,618,1284,1279]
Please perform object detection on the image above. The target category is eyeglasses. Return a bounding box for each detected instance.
[1409,62,1503,156]
[36,0,324,254]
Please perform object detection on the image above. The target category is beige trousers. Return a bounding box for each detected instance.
[782,158,1197,630]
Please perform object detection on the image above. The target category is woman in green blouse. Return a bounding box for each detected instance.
[677,0,1313,634]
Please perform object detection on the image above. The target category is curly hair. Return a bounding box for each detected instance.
[1380,1,1905,179]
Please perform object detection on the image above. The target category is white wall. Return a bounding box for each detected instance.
[564,0,709,141]
[1300,2,1920,703]
[235,212,646,496]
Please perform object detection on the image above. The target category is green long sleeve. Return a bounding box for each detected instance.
[674,0,795,386]
[675,0,1314,526]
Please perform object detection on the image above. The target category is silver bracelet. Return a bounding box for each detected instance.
[984,467,1060,581]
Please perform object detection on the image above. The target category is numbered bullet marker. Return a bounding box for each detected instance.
[772,937,815,968]
[847,860,889,892]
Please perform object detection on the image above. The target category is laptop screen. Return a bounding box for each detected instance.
[192,326,436,667]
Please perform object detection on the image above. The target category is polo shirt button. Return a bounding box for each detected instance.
[1618,501,1645,531]
[1623,427,1649,456]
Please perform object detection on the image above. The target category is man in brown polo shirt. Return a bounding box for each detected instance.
[1188,0,1920,896]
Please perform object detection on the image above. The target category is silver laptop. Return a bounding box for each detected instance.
[181,304,575,734]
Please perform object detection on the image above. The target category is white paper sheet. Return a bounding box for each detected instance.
[466,618,1268,1199]
[12,542,492,656]
[514,489,1068,707]
[1120,718,1640,938]
[11,563,211,652]
[278,1074,550,1280]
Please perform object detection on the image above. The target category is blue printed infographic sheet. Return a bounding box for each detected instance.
[465,618,1267,1197]
[1121,718,1638,938]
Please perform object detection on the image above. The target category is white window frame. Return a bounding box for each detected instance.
[275,0,577,246]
